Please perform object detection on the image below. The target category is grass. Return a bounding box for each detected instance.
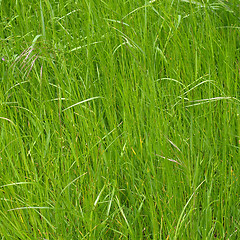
[0,0,239,239]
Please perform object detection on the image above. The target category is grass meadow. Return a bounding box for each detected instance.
[0,0,240,239]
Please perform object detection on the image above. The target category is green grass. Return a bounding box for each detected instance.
[0,0,239,239]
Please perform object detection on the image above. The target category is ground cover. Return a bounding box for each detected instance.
[0,0,240,239]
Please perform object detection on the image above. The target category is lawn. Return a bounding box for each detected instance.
[0,0,240,239]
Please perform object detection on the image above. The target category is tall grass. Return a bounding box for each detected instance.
[0,0,239,239]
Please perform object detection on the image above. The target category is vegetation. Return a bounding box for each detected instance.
[0,0,239,239]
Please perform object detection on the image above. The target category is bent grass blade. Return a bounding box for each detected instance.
[62,96,103,112]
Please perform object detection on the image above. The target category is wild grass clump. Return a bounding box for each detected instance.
[0,0,239,239]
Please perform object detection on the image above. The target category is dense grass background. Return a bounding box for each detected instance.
[0,0,240,239]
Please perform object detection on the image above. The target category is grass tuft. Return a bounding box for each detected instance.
[0,0,239,239]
